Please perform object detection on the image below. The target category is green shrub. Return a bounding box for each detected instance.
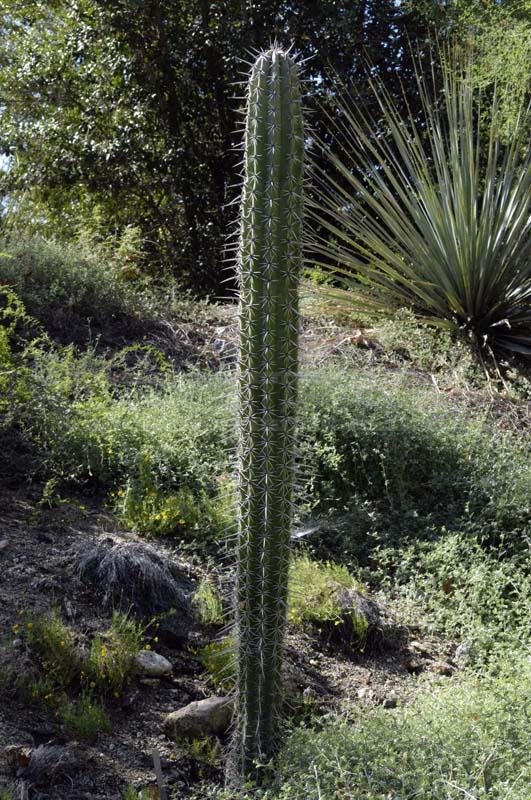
[13,356,530,556]
[122,787,152,800]
[199,639,236,691]
[24,611,80,689]
[375,533,531,666]
[118,482,219,539]
[287,556,358,625]
[269,658,531,800]
[0,286,43,417]
[19,365,234,542]
[193,577,225,625]
[296,368,530,559]
[86,612,144,695]
[0,236,142,339]
[198,658,530,800]
[60,690,111,741]
[16,673,58,708]
[376,309,482,385]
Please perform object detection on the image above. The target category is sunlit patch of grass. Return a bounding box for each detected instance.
[86,612,144,696]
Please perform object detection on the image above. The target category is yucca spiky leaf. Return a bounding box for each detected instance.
[309,47,531,358]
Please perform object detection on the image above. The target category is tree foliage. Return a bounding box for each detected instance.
[0,0,432,293]
[0,1,528,293]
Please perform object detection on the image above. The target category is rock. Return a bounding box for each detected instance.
[164,696,234,740]
[157,612,190,649]
[454,641,477,668]
[409,640,432,656]
[4,745,32,768]
[135,650,173,677]
[382,696,398,709]
[0,540,8,553]
[338,589,381,628]
[356,687,372,700]
[330,589,406,652]
[405,656,425,674]
[427,660,455,676]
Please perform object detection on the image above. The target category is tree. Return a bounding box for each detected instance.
[408,0,531,139]
[0,0,434,294]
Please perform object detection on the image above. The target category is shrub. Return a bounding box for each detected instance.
[375,309,482,385]
[287,556,358,625]
[193,577,225,625]
[16,674,58,708]
[0,236,143,340]
[24,611,80,689]
[13,357,531,556]
[267,658,531,800]
[86,612,144,695]
[20,366,234,542]
[199,639,236,691]
[123,787,152,800]
[296,368,530,559]
[375,533,531,666]
[60,690,111,741]
[188,659,531,800]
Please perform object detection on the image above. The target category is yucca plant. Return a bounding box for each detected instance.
[309,47,531,362]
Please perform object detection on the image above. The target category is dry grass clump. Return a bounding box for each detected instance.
[75,537,193,615]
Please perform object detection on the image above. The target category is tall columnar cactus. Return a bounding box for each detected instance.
[235,46,304,777]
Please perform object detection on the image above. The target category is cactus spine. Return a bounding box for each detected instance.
[235,46,304,777]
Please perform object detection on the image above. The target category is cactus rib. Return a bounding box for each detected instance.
[235,46,304,777]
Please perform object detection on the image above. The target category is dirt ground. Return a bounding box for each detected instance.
[0,481,462,800]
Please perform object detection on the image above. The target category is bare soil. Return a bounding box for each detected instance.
[0,485,459,800]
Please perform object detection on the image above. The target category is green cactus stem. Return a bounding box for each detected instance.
[235,46,304,778]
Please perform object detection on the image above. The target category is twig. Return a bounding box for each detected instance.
[151,748,168,800]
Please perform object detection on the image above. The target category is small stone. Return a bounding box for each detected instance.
[455,641,477,668]
[357,687,372,700]
[164,696,234,740]
[406,657,424,674]
[409,640,431,656]
[135,650,173,677]
[427,661,455,676]
[382,696,398,709]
